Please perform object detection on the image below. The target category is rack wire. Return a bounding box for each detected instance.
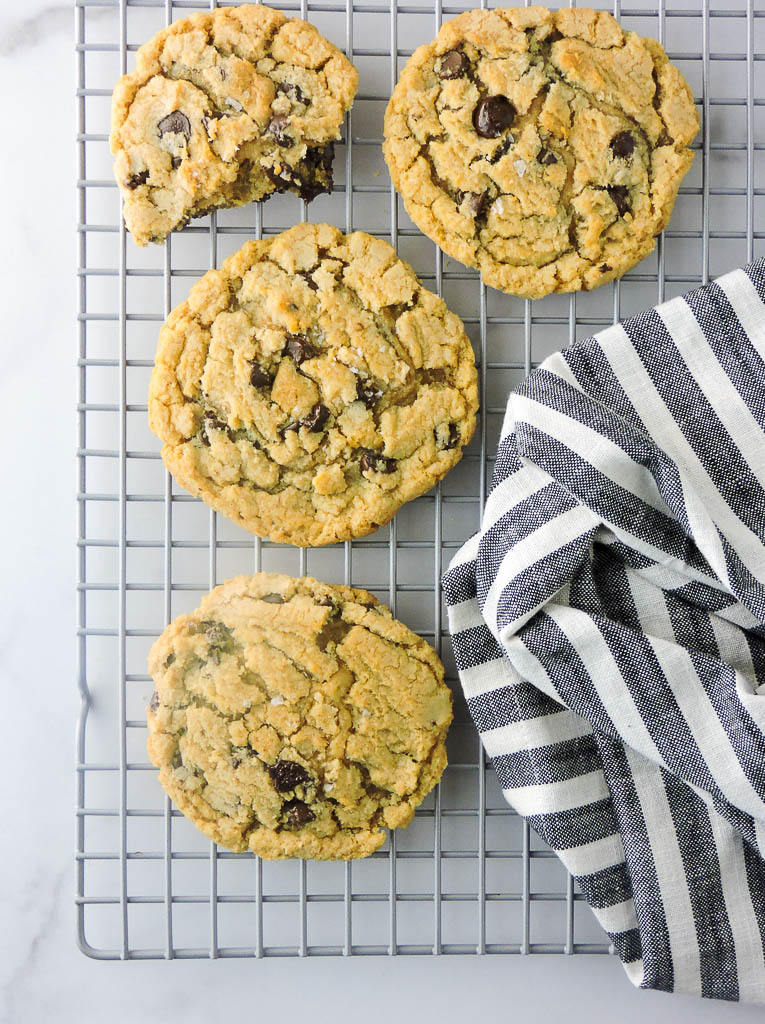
[76,0,764,959]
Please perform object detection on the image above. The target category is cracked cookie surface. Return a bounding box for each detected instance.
[111,4,357,246]
[383,6,698,299]
[147,573,452,859]
[148,222,478,546]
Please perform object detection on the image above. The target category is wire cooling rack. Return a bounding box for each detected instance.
[76,0,765,960]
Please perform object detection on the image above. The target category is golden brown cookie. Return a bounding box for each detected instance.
[383,6,698,299]
[111,4,358,245]
[147,573,452,860]
[148,223,478,546]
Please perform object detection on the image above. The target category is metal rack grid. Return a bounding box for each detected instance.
[76,0,765,960]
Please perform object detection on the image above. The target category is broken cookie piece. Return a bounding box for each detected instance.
[146,572,453,860]
[147,222,478,546]
[110,4,358,245]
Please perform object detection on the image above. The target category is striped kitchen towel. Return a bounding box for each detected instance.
[443,261,765,1002]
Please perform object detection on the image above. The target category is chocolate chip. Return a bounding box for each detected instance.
[267,115,293,147]
[600,263,612,273]
[261,593,285,604]
[200,410,229,445]
[171,155,182,170]
[284,800,315,827]
[149,691,160,712]
[610,132,635,158]
[437,49,470,79]
[163,652,175,669]
[607,185,631,217]
[284,335,315,365]
[268,761,310,792]
[250,363,273,388]
[279,81,307,105]
[436,423,460,450]
[126,170,149,190]
[537,148,558,166]
[356,378,382,407]
[157,110,191,140]
[473,96,515,139]
[302,403,330,433]
[171,749,183,769]
[204,411,228,432]
[462,191,489,218]
[360,450,396,474]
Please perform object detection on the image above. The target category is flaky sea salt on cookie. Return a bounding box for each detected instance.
[383,6,698,299]
[147,573,453,860]
[111,4,357,245]
[148,223,478,546]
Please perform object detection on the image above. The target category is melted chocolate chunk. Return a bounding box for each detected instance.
[262,165,291,194]
[267,115,293,147]
[171,748,183,770]
[302,403,330,433]
[473,96,515,139]
[462,191,489,218]
[300,271,319,291]
[296,143,334,201]
[600,263,612,273]
[284,335,315,364]
[360,450,396,474]
[436,423,460,451]
[419,368,446,384]
[607,185,631,217]
[537,148,558,166]
[249,363,273,388]
[610,132,635,158]
[437,49,470,79]
[126,170,149,190]
[157,110,191,140]
[268,761,310,792]
[356,378,383,407]
[171,155,182,170]
[284,800,315,827]
[163,652,175,669]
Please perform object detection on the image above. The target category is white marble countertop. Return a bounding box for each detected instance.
[3,2,764,1021]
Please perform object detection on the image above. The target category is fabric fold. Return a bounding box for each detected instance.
[444,261,765,1002]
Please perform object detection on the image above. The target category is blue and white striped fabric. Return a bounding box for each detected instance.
[443,262,765,1002]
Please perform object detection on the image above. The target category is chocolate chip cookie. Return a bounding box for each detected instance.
[383,7,698,299]
[147,573,452,859]
[111,4,357,246]
[148,223,478,546]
